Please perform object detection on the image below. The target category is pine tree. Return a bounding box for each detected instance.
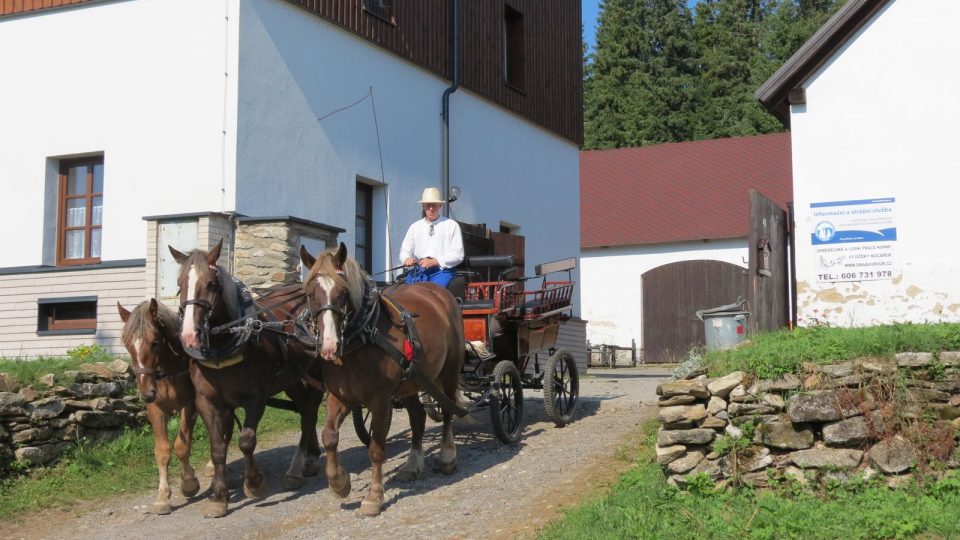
[584,0,696,150]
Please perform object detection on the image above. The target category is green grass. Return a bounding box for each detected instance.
[705,322,960,379]
[0,357,92,387]
[0,403,307,521]
[540,419,960,540]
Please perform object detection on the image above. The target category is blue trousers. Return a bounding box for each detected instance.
[407,266,455,287]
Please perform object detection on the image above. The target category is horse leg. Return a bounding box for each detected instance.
[282,385,322,490]
[146,404,173,515]
[322,395,352,498]
[197,395,231,518]
[438,366,460,475]
[239,400,267,499]
[360,397,393,517]
[176,404,201,497]
[395,395,426,482]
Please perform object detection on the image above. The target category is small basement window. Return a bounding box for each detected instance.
[37,296,97,335]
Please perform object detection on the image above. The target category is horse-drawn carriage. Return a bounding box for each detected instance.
[354,254,580,444]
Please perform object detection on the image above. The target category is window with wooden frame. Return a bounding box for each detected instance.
[37,296,97,335]
[356,183,373,271]
[58,156,104,265]
[504,4,525,90]
[362,0,393,23]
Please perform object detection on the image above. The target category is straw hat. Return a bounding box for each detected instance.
[418,187,444,204]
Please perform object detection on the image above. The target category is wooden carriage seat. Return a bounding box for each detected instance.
[461,255,516,310]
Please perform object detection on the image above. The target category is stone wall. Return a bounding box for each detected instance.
[234,217,342,289]
[0,361,143,475]
[656,352,960,487]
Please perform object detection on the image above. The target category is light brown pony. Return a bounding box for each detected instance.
[170,240,324,518]
[300,242,465,516]
[118,299,204,515]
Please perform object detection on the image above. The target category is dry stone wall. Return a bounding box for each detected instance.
[656,352,960,487]
[234,218,339,289]
[0,360,143,475]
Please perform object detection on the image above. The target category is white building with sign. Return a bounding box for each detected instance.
[757,0,960,326]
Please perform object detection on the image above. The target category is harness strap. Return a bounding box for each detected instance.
[371,294,468,418]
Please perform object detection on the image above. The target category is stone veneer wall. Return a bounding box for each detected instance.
[234,218,341,289]
[0,361,143,475]
[656,352,960,487]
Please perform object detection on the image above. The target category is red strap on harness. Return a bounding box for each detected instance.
[403,339,415,361]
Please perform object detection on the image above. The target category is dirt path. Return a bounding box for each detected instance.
[0,366,670,540]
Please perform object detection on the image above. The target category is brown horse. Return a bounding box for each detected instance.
[300,242,465,516]
[170,239,324,518]
[118,299,203,515]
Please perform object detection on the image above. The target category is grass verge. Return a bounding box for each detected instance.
[539,419,960,540]
[0,403,307,521]
[705,322,960,379]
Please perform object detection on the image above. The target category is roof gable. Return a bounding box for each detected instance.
[580,133,792,249]
[756,0,892,124]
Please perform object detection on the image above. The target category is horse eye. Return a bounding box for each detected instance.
[151,340,161,348]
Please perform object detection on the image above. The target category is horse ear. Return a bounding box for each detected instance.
[148,298,159,319]
[299,244,316,271]
[169,245,188,264]
[117,302,131,323]
[207,238,224,266]
[335,242,347,268]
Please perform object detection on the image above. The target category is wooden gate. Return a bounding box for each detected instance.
[642,260,746,363]
[747,190,790,333]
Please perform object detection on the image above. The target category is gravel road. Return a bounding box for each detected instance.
[0,366,670,540]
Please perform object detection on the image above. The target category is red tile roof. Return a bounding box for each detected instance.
[581,133,793,248]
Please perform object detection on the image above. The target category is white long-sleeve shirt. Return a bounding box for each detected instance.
[398,216,464,269]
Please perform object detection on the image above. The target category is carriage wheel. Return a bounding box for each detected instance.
[543,349,579,427]
[351,406,372,446]
[489,360,524,444]
[420,393,443,423]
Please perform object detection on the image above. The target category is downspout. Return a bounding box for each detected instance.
[441,0,461,218]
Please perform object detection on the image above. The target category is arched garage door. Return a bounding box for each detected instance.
[642,260,746,363]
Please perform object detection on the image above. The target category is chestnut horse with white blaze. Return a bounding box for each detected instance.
[300,242,465,516]
[118,299,211,514]
[170,240,325,518]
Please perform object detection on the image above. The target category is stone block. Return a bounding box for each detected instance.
[657,380,709,399]
[789,448,863,469]
[659,405,707,425]
[869,435,915,474]
[761,421,814,450]
[706,371,743,398]
[656,444,686,465]
[822,416,868,447]
[657,428,715,446]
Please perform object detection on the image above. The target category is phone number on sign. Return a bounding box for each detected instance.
[818,270,893,281]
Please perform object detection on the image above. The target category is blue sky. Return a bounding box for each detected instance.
[583,0,701,53]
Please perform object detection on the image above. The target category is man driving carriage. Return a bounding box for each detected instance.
[398,186,464,288]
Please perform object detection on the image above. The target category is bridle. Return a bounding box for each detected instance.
[178,267,221,349]
[130,320,190,382]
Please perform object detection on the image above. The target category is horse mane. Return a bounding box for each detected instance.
[121,300,180,347]
[305,247,367,312]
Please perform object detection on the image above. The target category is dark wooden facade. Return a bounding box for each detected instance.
[642,260,747,363]
[3,0,583,144]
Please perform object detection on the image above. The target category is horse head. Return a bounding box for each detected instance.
[118,298,182,403]
[300,242,364,362]
[169,239,225,350]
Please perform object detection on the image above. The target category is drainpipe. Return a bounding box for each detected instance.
[441,0,461,218]
[787,202,798,328]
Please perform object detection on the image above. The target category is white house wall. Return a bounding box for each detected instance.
[236,0,580,303]
[0,0,240,267]
[581,239,747,350]
[790,0,960,326]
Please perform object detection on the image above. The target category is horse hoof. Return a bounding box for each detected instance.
[395,470,420,482]
[329,474,351,498]
[282,475,304,490]
[150,502,172,515]
[203,501,228,518]
[439,459,458,475]
[243,480,267,499]
[359,498,382,517]
[181,477,201,497]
